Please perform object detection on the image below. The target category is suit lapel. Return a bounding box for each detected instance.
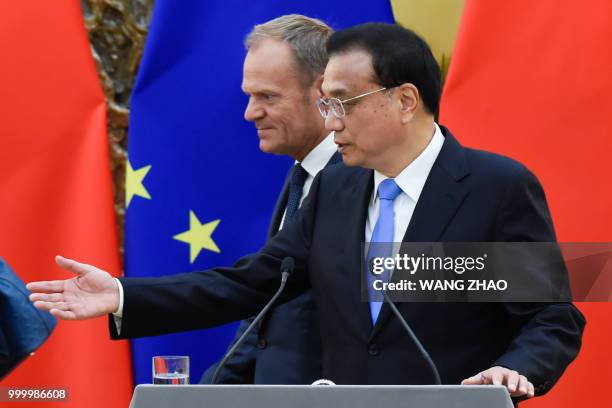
[267,168,291,239]
[369,128,471,340]
[326,151,343,167]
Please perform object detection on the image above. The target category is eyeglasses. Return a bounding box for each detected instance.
[316,87,389,119]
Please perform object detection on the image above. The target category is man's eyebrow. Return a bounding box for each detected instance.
[321,86,349,98]
[241,85,278,95]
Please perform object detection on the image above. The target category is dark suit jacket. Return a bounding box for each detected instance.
[1,258,57,380]
[201,152,341,384]
[113,127,585,395]
[0,328,8,368]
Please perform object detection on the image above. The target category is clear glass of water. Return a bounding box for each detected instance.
[152,356,190,384]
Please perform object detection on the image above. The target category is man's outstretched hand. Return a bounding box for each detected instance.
[27,255,120,320]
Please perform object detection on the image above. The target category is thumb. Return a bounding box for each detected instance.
[55,255,91,276]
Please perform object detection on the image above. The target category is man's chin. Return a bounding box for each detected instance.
[258,140,284,156]
[338,152,361,167]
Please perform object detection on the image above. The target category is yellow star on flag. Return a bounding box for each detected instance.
[173,210,221,263]
[126,160,152,208]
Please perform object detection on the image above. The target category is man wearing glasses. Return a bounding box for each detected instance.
[28,23,584,400]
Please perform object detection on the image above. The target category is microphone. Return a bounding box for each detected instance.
[379,289,441,384]
[372,265,441,385]
[210,256,294,384]
[280,256,294,279]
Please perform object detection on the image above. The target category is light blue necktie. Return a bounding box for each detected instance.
[366,178,403,324]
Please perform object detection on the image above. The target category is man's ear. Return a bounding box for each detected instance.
[397,83,420,124]
[313,74,324,98]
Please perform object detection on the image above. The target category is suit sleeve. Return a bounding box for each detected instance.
[0,326,9,366]
[491,166,586,396]
[110,173,324,340]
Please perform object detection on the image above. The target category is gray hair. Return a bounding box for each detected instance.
[245,14,333,87]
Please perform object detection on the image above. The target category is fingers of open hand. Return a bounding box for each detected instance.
[29,292,65,303]
[55,255,96,275]
[50,309,77,320]
[33,300,71,312]
[26,280,64,293]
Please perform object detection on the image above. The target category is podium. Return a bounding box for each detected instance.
[129,384,514,408]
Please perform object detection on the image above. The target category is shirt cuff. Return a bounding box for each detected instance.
[113,277,124,317]
[112,278,124,334]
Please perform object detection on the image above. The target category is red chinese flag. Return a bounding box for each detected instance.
[440,1,612,407]
[0,2,133,407]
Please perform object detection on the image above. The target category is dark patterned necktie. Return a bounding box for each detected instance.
[285,163,309,220]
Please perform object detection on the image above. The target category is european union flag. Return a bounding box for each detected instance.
[126,0,394,385]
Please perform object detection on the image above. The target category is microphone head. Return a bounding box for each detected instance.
[280,257,295,275]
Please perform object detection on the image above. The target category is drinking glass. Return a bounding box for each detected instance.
[152,356,189,384]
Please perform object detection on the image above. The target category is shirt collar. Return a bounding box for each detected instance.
[298,132,337,177]
[373,123,445,202]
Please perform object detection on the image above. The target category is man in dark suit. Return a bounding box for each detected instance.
[28,23,584,400]
[200,14,340,384]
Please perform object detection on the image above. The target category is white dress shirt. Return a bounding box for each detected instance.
[365,123,445,246]
[113,132,337,324]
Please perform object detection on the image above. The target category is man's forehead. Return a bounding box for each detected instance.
[243,39,296,76]
[241,74,284,94]
[320,78,349,97]
[242,40,301,92]
[246,37,293,60]
[322,49,375,96]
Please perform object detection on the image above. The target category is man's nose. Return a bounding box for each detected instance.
[325,113,345,132]
[244,98,263,122]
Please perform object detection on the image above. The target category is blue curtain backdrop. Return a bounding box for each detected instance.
[126,0,394,385]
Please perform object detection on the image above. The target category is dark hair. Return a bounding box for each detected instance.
[327,23,441,115]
